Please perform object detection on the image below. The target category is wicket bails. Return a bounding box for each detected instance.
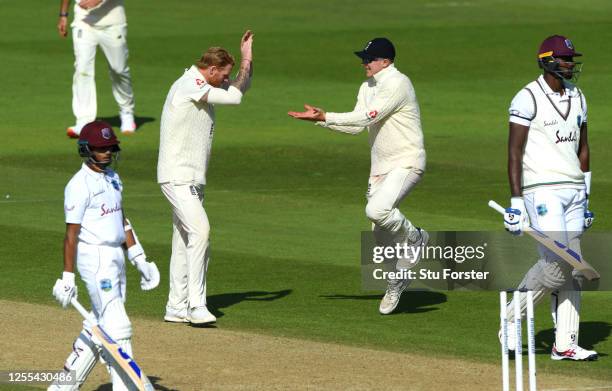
[500,289,536,391]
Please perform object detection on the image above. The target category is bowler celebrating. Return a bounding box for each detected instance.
[158,31,253,325]
[289,37,428,315]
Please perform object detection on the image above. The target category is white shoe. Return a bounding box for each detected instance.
[498,321,517,352]
[379,278,409,315]
[188,306,217,324]
[120,113,136,133]
[551,344,598,361]
[164,307,189,323]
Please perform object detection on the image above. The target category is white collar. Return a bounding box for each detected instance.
[372,64,397,83]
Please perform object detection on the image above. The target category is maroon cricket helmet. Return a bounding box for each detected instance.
[79,121,120,149]
[538,35,582,59]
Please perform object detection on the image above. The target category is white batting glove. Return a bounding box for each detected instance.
[52,272,77,308]
[504,197,529,236]
[128,244,160,291]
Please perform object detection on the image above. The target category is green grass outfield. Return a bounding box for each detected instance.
[1,0,612,385]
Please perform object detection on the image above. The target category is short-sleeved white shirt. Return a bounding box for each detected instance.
[509,75,587,127]
[64,164,125,246]
[157,66,216,185]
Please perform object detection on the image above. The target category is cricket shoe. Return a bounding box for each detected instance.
[188,306,217,325]
[66,123,85,138]
[379,277,410,315]
[120,113,137,134]
[396,227,429,270]
[164,307,189,323]
[551,344,598,361]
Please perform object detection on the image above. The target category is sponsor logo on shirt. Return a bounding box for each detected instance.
[196,79,206,88]
[543,120,558,127]
[64,205,75,212]
[100,279,112,292]
[100,203,121,216]
[555,130,577,144]
[367,110,378,119]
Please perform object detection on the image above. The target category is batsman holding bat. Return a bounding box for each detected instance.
[500,35,597,361]
[289,37,427,315]
[49,121,160,390]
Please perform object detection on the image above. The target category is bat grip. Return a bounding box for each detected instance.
[488,200,506,215]
[70,298,97,324]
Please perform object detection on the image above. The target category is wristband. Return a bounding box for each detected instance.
[62,271,75,284]
[59,12,69,17]
[584,171,591,196]
[127,243,145,262]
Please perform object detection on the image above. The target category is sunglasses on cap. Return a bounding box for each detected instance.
[361,57,385,65]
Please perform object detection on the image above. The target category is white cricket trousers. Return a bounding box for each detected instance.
[509,188,586,350]
[160,183,210,311]
[365,167,423,240]
[72,22,134,125]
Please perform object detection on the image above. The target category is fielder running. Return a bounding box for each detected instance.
[157,31,253,324]
[501,35,597,360]
[49,121,160,390]
[288,37,428,315]
[57,0,137,137]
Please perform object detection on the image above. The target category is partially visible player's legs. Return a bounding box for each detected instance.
[161,183,215,324]
[99,23,135,133]
[70,23,99,136]
[502,190,570,348]
[47,329,99,391]
[550,189,597,360]
[164,212,190,322]
[366,167,424,244]
[78,243,134,390]
[365,167,425,315]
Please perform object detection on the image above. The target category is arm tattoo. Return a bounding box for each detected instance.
[230,62,251,93]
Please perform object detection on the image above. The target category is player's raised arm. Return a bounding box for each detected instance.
[230,30,253,93]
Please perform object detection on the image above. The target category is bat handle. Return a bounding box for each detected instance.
[70,297,97,324]
[488,200,506,215]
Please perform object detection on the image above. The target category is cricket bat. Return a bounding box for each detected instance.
[488,200,600,281]
[71,298,154,391]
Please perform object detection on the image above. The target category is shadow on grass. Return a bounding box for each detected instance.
[320,290,447,314]
[534,321,611,357]
[98,115,156,131]
[208,289,292,319]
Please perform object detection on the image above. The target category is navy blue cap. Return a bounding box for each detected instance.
[354,38,396,61]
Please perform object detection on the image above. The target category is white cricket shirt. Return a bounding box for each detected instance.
[509,75,587,193]
[317,64,426,176]
[64,164,126,246]
[73,0,126,27]
[157,66,215,185]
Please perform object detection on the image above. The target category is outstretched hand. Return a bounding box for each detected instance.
[288,104,326,122]
[240,30,253,61]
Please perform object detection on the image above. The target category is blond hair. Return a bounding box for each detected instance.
[195,47,235,69]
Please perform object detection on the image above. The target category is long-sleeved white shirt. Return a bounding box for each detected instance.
[317,64,426,176]
[73,0,126,27]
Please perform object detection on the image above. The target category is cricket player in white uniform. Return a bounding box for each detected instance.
[289,37,428,315]
[49,121,160,390]
[57,0,136,138]
[501,35,597,361]
[157,31,253,325]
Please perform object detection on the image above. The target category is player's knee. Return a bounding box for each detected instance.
[365,202,390,224]
[100,298,132,340]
